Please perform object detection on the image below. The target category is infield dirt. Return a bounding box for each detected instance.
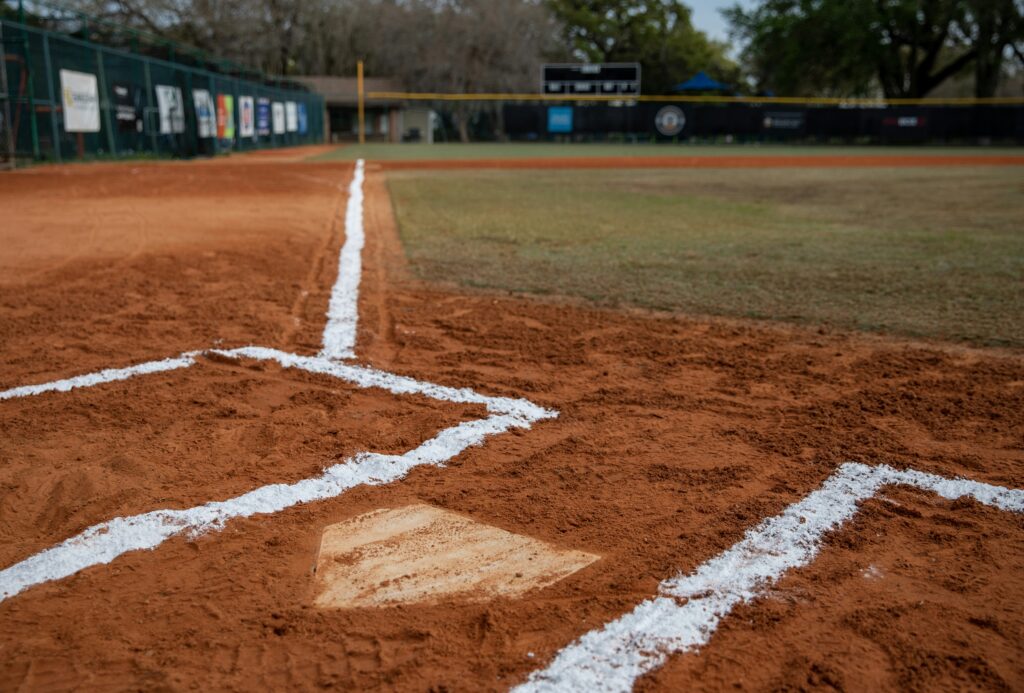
[0,155,1022,690]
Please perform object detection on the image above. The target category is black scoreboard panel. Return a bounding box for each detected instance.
[541,63,641,96]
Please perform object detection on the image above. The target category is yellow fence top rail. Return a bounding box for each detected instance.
[367,91,1024,106]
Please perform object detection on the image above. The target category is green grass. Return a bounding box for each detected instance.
[311,142,1024,162]
[387,166,1024,347]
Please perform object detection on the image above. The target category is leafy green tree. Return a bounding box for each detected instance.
[725,0,1023,98]
[548,0,738,94]
[723,0,878,96]
[963,0,1024,97]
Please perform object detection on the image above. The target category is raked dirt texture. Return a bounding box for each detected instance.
[0,151,1022,691]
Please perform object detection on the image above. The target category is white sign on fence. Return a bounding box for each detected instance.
[239,96,255,138]
[285,101,298,132]
[60,69,100,133]
[272,102,286,134]
[192,89,216,138]
[155,85,185,134]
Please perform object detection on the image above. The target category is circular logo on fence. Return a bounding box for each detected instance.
[655,106,686,136]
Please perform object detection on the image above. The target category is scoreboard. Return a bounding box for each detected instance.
[541,63,641,96]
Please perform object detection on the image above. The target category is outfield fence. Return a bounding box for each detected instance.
[370,91,1024,145]
[0,18,324,164]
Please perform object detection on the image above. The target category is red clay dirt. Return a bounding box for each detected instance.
[377,153,1024,171]
[0,157,1022,691]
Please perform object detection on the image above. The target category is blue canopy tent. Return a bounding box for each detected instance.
[672,71,731,93]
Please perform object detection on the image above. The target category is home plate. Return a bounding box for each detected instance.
[313,504,599,608]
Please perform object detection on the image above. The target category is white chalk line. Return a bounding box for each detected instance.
[8,156,1020,692]
[0,353,199,400]
[515,462,1024,692]
[0,411,540,603]
[0,346,554,422]
[0,350,554,604]
[319,158,365,360]
[0,158,558,603]
[223,346,552,420]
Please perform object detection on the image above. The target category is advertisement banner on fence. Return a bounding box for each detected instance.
[155,85,185,134]
[239,96,255,138]
[546,106,573,133]
[217,94,235,139]
[192,89,216,138]
[113,82,143,133]
[272,102,286,134]
[285,101,298,132]
[763,111,805,132]
[297,103,308,134]
[257,97,271,136]
[60,69,100,133]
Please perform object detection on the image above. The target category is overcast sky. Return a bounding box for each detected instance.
[688,0,753,45]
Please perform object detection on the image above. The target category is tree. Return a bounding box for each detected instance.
[723,0,878,96]
[57,0,287,73]
[962,0,1024,97]
[548,0,738,94]
[725,0,1024,98]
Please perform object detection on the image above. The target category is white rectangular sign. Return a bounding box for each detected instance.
[60,69,100,133]
[238,96,255,138]
[272,102,286,134]
[155,85,185,134]
[285,101,298,132]
[192,89,216,138]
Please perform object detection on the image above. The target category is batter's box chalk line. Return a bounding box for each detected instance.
[515,463,1024,692]
[0,159,556,604]
[3,160,1023,693]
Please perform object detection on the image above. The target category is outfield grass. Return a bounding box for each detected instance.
[387,165,1024,347]
[312,142,1023,162]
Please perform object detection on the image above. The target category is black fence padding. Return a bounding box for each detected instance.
[503,103,1024,143]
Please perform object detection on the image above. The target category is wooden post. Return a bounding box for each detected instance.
[357,60,365,145]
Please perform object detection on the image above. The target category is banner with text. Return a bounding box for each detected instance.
[60,69,100,133]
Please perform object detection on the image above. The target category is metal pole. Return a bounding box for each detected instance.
[357,59,365,145]
[18,0,40,159]
[41,32,60,162]
[0,20,16,167]
[143,59,156,153]
[233,77,239,151]
[95,48,116,155]
[183,68,194,157]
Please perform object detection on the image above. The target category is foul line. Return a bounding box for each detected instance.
[319,158,365,360]
[515,462,1024,692]
[0,353,199,400]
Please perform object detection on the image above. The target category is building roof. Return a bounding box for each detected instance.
[293,76,403,106]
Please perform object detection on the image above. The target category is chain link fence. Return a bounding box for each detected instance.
[1,18,324,165]
[0,20,14,167]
